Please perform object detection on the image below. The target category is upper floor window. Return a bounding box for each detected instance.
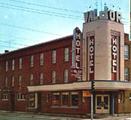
[40,73,44,85]
[64,69,69,83]
[30,74,34,85]
[19,58,22,69]
[12,59,15,70]
[124,68,129,81]
[52,50,56,64]
[30,55,34,67]
[124,45,129,60]
[40,53,44,66]
[64,48,69,62]
[52,71,56,83]
[5,61,8,72]
[11,76,15,87]
[18,75,22,88]
[5,77,8,87]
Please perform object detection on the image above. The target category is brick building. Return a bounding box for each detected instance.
[0,8,131,115]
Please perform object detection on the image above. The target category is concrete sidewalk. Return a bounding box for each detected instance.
[0,111,131,120]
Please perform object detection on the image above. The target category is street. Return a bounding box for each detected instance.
[0,111,131,120]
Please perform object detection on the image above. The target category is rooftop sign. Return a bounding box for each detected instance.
[84,8,122,23]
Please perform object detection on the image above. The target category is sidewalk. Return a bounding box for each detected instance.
[0,111,131,120]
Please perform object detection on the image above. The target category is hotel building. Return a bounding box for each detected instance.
[0,7,131,115]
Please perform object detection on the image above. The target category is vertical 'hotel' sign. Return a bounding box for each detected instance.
[111,31,120,80]
[72,27,82,78]
[87,33,95,80]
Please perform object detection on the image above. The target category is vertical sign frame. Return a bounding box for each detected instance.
[87,32,95,80]
[111,31,120,80]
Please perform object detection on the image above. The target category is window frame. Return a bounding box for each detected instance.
[64,47,69,62]
[12,59,15,70]
[64,69,69,83]
[40,53,44,66]
[30,55,34,67]
[19,58,22,69]
[124,45,129,60]
[52,50,56,64]
[52,70,56,83]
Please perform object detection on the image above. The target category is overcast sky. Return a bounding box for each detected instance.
[0,0,130,53]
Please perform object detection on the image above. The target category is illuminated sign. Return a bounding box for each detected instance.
[84,9,121,23]
[87,33,95,80]
[111,32,120,80]
[72,27,82,79]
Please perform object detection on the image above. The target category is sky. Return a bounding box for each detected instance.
[0,0,130,53]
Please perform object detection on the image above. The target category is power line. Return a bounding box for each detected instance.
[0,23,61,36]
[9,0,83,14]
[0,2,83,20]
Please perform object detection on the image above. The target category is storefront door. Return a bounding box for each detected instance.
[95,95,110,113]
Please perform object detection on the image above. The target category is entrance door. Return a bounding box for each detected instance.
[96,95,110,114]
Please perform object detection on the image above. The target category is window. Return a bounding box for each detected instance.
[52,92,60,106]
[30,74,33,85]
[52,71,56,83]
[5,61,8,72]
[18,75,22,88]
[28,93,35,108]
[19,58,22,69]
[124,68,129,81]
[40,53,44,66]
[5,77,8,87]
[52,50,56,64]
[2,93,8,101]
[40,73,44,85]
[12,59,15,70]
[11,76,15,87]
[124,45,129,59]
[64,48,69,62]
[62,92,69,106]
[64,69,68,83]
[17,93,25,100]
[30,55,34,67]
[71,92,79,106]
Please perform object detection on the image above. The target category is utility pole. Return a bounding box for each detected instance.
[91,80,95,120]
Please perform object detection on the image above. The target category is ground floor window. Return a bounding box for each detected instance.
[71,92,79,106]
[2,93,8,101]
[17,93,25,101]
[61,92,69,106]
[51,91,79,107]
[28,93,35,108]
[52,92,60,106]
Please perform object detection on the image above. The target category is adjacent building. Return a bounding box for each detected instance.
[0,7,131,115]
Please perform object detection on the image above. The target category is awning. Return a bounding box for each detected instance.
[27,80,131,92]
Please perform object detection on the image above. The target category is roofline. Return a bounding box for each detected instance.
[0,35,73,56]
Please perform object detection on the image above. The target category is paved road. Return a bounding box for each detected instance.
[0,111,131,120]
